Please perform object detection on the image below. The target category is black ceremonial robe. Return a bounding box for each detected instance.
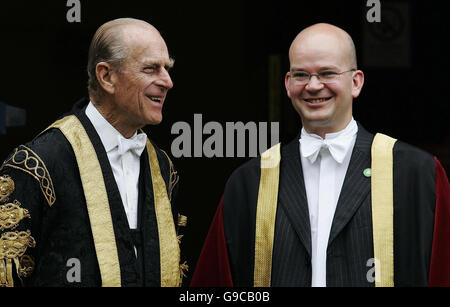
[191,124,450,287]
[0,99,184,287]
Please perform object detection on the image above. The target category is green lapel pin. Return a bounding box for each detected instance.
[363,168,372,178]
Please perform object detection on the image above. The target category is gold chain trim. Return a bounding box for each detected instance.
[1,146,56,207]
[0,176,15,203]
[0,230,36,287]
[0,200,30,231]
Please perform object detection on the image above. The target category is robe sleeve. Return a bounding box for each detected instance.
[190,196,233,287]
[428,158,450,286]
[0,146,50,287]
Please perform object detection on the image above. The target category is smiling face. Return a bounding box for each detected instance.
[285,25,364,137]
[109,26,173,135]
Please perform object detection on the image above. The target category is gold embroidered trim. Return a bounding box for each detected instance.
[0,176,15,203]
[371,133,397,287]
[176,216,187,286]
[50,115,121,287]
[0,230,36,259]
[0,230,36,287]
[147,140,181,287]
[2,146,55,207]
[178,261,189,287]
[161,150,179,201]
[254,143,281,287]
[0,200,30,231]
[177,214,187,227]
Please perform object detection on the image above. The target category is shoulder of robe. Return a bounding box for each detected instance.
[225,156,261,189]
[0,130,68,286]
[393,140,436,174]
[0,128,71,207]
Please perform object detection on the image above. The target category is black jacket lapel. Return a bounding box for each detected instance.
[278,136,312,256]
[328,124,374,247]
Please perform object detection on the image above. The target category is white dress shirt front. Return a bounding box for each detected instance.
[85,102,144,230]
[299,118,358,287]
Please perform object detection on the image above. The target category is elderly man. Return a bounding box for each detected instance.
[192,23,450,287]
[0,18,186,287]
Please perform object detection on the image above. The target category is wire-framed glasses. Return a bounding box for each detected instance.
[290,69,356,84]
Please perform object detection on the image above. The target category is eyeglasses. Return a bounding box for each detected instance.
[290,69,356,84]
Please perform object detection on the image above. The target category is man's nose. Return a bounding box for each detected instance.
[305,75,324,91]
[156,68,174,90]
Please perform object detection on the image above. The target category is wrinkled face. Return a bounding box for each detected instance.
[285,33,363,134]
[112,28,173,130]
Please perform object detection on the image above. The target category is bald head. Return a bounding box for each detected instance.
[289,23,357,69]
[97,17,158,34]
[87,18,163,99]
[95,18,161,50]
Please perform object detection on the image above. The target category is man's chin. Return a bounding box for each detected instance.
[297,107,333,123]
[146,115,163,126]
[300,112,336,130]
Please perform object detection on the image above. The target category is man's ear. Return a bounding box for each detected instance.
[96,62,117,95]
[351,70,365,99]
[285,71,292,99]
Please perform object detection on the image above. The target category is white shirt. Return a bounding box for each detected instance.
[85,102,143,230]
[299,118,358,287]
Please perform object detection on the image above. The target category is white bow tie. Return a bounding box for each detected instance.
[117,133,147,157]
[300,133,352,164]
